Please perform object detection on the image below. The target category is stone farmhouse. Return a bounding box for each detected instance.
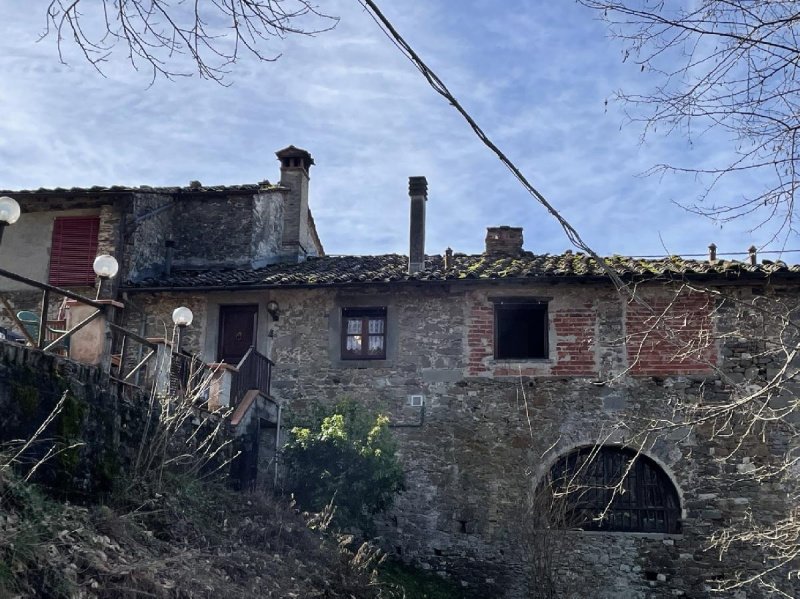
[1,147,798,598]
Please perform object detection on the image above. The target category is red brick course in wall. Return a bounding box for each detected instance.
[466,300,598,376]
[467,290,717,378]
[625,290,716,375]
[467,304,494,376]
[551,303,596,376]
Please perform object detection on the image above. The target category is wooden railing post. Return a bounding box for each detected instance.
[37,289,50,348]
[99,303,118,374]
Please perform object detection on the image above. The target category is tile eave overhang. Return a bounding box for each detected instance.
[120,269,796,294]
[1,186,288,200]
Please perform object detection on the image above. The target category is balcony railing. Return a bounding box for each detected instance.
[230,346,273,406]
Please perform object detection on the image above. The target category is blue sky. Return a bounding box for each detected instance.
[0,1,789,260]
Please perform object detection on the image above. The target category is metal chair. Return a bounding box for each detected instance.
[16,310,70,352]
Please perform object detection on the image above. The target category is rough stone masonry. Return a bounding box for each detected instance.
[126,275,799,598]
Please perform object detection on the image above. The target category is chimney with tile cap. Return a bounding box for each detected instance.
[485,226,523,257]
[408,176,428,273]
[277,145,314,261]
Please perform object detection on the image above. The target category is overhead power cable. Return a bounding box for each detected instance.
[359,0,628,292]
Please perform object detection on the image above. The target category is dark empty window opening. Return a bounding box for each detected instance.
[341,307,387,360]
[547,446,681,534]
[494,302,548,359]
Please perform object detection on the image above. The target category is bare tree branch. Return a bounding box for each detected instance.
[41,0,338,82]
[581,0,800,238]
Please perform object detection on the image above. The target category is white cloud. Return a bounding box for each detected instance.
[0,0,789,260]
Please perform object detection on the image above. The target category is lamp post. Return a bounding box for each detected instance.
[0,196,21,245]
[172,306,193,353]
[92,254,119,299]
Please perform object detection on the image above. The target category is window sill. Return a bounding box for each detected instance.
[332,357,395,369]
[491,358,552,364]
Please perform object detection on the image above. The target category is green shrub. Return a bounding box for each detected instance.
[283,400,405,531]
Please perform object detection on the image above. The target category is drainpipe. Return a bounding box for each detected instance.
[274,403,282,490]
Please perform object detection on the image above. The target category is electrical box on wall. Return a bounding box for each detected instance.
[408,394,424,407]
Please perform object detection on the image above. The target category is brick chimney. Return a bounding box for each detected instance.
[485,226,523,257]
[408,176,428,273]
[277,145,314,260]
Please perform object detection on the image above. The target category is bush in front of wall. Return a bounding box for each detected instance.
[283,399,405,532]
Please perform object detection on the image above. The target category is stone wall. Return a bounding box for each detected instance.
[125,280,798,598]
[122,291,209,358]
[119,274,796,599]
[172,195,255,269]
[126,189,295,273]
[265,282,793,598]
[124,193,174,282]
[0,340,145,496]
[251,190,287,267]
[0,338,249,496]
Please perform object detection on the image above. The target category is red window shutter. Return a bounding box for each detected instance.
[48,216,100,286]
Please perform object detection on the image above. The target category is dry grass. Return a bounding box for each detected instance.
[0,468,391,599]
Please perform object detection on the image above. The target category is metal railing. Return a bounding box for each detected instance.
[230,346,273,406]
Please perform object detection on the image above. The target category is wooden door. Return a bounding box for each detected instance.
[218,304,258,364]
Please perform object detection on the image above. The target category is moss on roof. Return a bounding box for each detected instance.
[125,251,800,290]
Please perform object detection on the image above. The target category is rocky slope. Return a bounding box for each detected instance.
[0,471,389,599]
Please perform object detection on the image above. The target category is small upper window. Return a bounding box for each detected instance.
[494,301,548,359]
[341,307,387,360]
[48,216,100,286]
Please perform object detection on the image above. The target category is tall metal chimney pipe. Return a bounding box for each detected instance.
[408,176,428,273]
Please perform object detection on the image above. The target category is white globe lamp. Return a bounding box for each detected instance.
[93,254,119,279]
[0,196,21,245]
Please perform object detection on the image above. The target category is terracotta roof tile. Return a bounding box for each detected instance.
[125,252,800,290]
[0,183,281,196]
